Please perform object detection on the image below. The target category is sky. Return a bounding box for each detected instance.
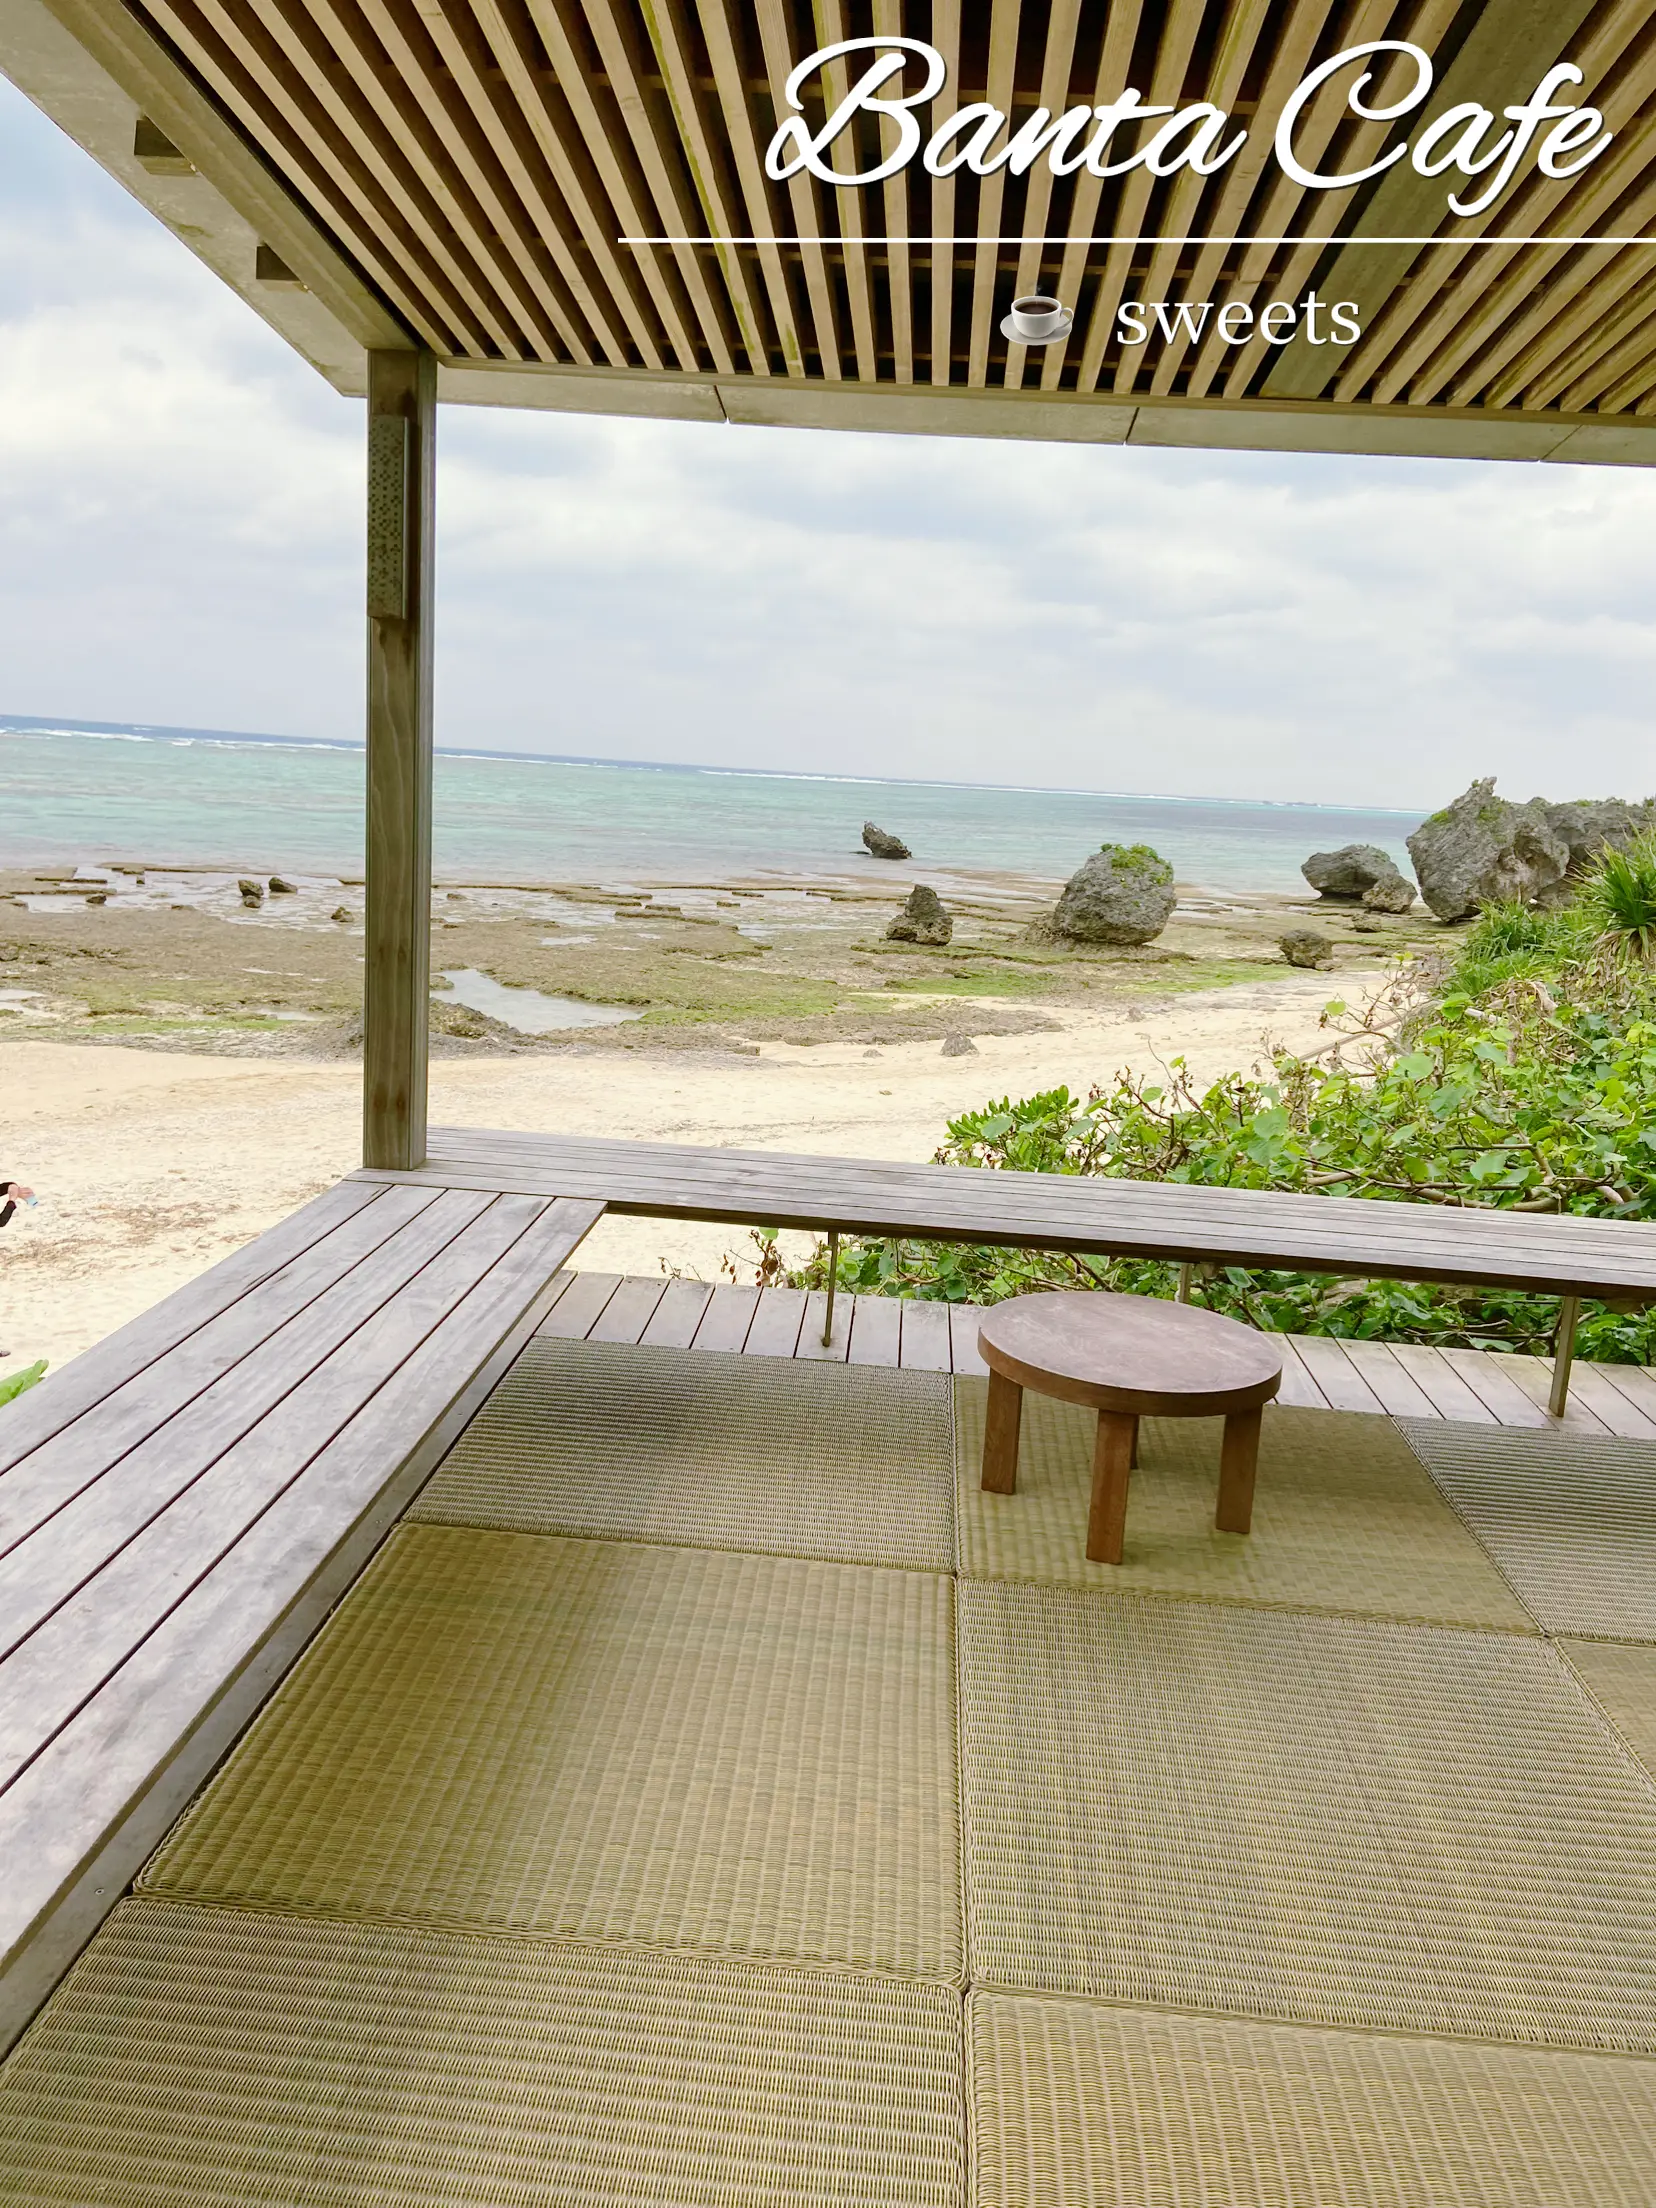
[3,73,1655,812]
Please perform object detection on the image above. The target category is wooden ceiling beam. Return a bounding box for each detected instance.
[870,0,912,383]
[1038,0,1146,392]
[813,2,880,384]
[1262,0,1602,402]
[928,0,962,386]
[144,0,473,352]
[964,0,1022,389]
[464,0,669,370]
[523,0,707,370]
[753,0,842,379]
[577,0,742,372]
[693,0,806,376]
[1003,0,1083,393]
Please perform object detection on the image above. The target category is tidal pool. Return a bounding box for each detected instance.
[435,968,642,1033]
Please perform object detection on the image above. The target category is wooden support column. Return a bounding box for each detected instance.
[363,348,435,1170]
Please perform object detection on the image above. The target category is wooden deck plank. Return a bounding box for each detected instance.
[0,1194,600,2056]
[742,1287,808,1359]
[1439,1347,1557,1429]
[1287,1335,1386,1415]
[0,1191,499,1663]
[1272,1338,1329,1410]
[1383,1343,1499,1424]
[535,1271,622,1339]
[0,1180,386,1480]
[0,1194,557,1794]
[690,1284,758,1353]
[0,1186,449,1565]
[1558,1361,1656,1439]
[847,1294,903,1368]
[897,1299,953,1373]
[585,1276,666,1345]
[1489,1352,1611,1434]
[637,1278,713,1348]
[357,1132,1656,1301]
[792,1290,850,1361]
[1582,1360,1656,1426]
[1335,1340,1442,1419]
[949,1306,990,1378]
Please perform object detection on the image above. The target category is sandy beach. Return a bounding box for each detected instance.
[2,965,1361,1374]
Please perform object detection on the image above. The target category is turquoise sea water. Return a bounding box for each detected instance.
[0,719,1425,895]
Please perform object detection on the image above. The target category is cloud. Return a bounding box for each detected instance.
[3,75,1655,807]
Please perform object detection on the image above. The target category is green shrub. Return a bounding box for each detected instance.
[0,1360,46,1407]
[1589,831,1656,963]
[773,898,1656,1362]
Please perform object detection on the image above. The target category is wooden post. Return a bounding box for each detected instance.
[1549,1295,1581,1418]
[1087,1411,1136,1565]
[980,1369,1023,1493]
[363,348,436,1171]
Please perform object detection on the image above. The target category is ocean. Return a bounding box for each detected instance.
[0,718,1424,896]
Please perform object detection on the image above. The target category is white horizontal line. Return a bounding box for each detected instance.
[622,233,1656,249]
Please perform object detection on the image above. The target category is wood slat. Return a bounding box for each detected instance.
[813,2,879,383]
[1439,1347,1558,1430]
[695,0,805,375]
[1489,1352,1611,1434]
[1383,1343,1500,1424]
[1285,1334,1386,1416]
[1584,1360,1656,1426]
[1562,1361,1656,1439]
[1271,1338,1329,1410]
[742,1286,809,1357]
[638,1276,715,1346]
[847,1293,903,1367]
[536,1270,623,1337]
[752,0,841,378]
[926,0,961,387]
[793,1288,851,1360]
[0,1192,495,1647]
[1002,0,1082,391]
[949,1304,990,1377]
[0,1194,599,2053]
[691,1282,759,1351]
[964,0,1022,390]
[897,1298,953,1372]
[0,1180,385,1480]
[1334,1340,1442,1420]
[584,1274,667,1343]
[1040,0,1146,394]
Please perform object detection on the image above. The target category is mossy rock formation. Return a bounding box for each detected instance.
[1053,842,1176,946]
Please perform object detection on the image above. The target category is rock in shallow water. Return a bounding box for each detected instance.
[862,820,911,860]
[237,878,264,908]
[1053,843,1176,946]
[886,883,953,945]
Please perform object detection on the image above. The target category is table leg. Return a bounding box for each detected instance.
[1088,1411,1136,1565]
[981,1369,1023,1493]
[1216,1405,1262,1535]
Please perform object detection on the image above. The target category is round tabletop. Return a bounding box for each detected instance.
[977,1290,1283,1417]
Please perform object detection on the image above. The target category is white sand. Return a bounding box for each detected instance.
[0,969,1347,1376]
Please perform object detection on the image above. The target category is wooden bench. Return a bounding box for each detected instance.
[360,1127,1656,1415]
[0,1177,601,2056]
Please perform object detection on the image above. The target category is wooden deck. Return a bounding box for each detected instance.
[540,1271,1656,1440]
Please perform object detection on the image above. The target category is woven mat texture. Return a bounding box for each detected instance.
[411,1337,954,1570]
[955,1387,1531,1629]
[1563,1638,1656,1783]
[0,1899,965,2207]
[959,1581,1656,2048]
[968,1991,1656,2208]
[1399,1420,1656,1640]
[145,1526,962,1983]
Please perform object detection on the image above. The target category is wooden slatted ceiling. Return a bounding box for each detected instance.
[73,0,1656,421]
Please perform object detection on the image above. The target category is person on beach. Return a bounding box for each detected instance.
[1,1179,33,1228]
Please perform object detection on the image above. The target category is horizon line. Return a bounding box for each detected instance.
[0,714,1426,817]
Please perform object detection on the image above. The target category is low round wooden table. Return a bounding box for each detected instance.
[977,1291,1284,1565]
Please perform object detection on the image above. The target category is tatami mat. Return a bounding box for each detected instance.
[958,1581,1656,2048]
[412,1337,954,1570]
[1400,1421,1656,1640]
[1564,1638,1656,1783]
[967,1990,1656,2208]
[145,1526,962,1983]
[955,1386,1532,1629]
[0,1899,965,2207]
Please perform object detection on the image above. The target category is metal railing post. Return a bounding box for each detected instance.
[821,1231,840,1347]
